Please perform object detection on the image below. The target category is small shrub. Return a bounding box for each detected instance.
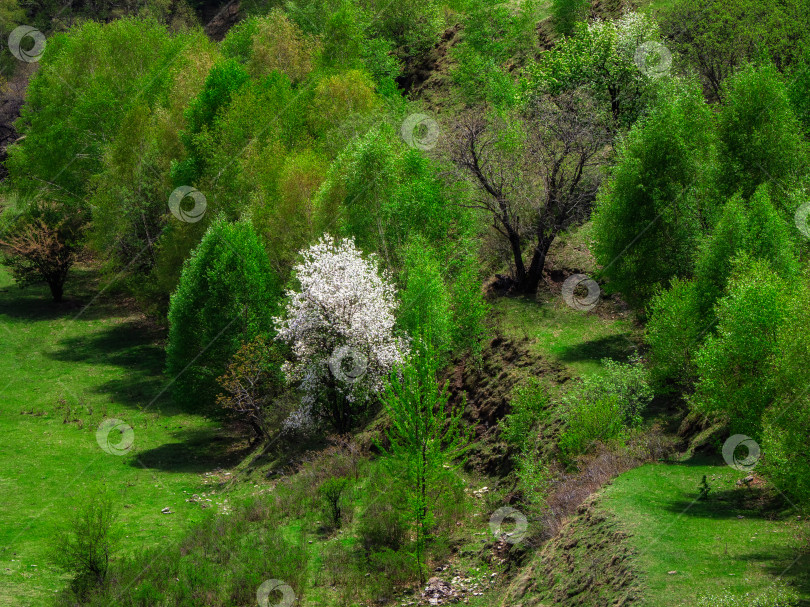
[319,476,350,529]
[216,336,287,441]
[357,500,408,554]
[559,392,627,456]
[499,378,549,449]
[559,355,654,457]
[698,475,711,500]
[50,493,118,598]
[515,448,552,515]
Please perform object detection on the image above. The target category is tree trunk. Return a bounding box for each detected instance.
[48,280,64,303]
[518,235,554,294]
[507,229,526,286]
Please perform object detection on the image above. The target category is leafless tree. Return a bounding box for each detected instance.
[216,336,286,443]
[0,202,85,302]
[447,91,612,294]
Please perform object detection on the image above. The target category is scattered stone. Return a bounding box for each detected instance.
[423,577,454,605]
[161,507,173,514]
[667,571,677,575]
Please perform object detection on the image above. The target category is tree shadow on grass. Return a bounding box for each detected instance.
[664,487,794,520]
[733,550,810,602]
[556,334,636,363]
[0,267,134,323]
[131,427,250,474]
[657,456,799,519]
[47,320,182,413]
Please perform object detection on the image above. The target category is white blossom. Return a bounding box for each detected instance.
[274,235,408,428]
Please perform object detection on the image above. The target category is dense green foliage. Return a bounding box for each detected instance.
[4,0,810,603]
[659,0,810,100]
[592,79,717,305]
[689,258,789,436]
[166,218,281,411]
[559,356,653,457]
[7,18,189,206]
[716,63,806,199]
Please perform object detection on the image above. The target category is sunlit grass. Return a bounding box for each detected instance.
[0,267,229,605]
[601,457,810,605]
[492,294,641,378]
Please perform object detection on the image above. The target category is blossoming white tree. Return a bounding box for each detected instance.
[274,235,408,432]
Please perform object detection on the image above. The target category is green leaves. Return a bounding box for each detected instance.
[592,78,717,306]
[166,218,282,412]
[717,63,807,199]
[559,355,653,457]
[690,256,789,436]
[7,18,186,206]
[380,339,470,580]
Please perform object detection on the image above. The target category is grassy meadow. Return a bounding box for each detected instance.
[0,266,239,605]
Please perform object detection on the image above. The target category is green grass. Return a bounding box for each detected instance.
[493,295,641,378]
[0,266,240,605]
[600,457,810,605]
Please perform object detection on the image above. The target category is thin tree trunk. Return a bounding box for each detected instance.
[508,229,526,286]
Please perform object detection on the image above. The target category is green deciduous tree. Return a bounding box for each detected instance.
[450,0,539,107]
[690,257,788,436]
[660,0,810,99]
[171,58,251,187]
[645,278,702,388]
[0,200,87,302]
[380,339,470,582]
[315,125,472,267]
[761,275,810,508]
[692,185,798,319]
[247,10,321,83]
[525,12,661,126]
[592,79,717,306]
[450,92,611,294]
[166,218,282,411]
[716,63,807,200]
[646,185,799,388]
[788,43,810,138]
[397,236,453,358]
[7,18,185,207]
[448,250,488,356]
